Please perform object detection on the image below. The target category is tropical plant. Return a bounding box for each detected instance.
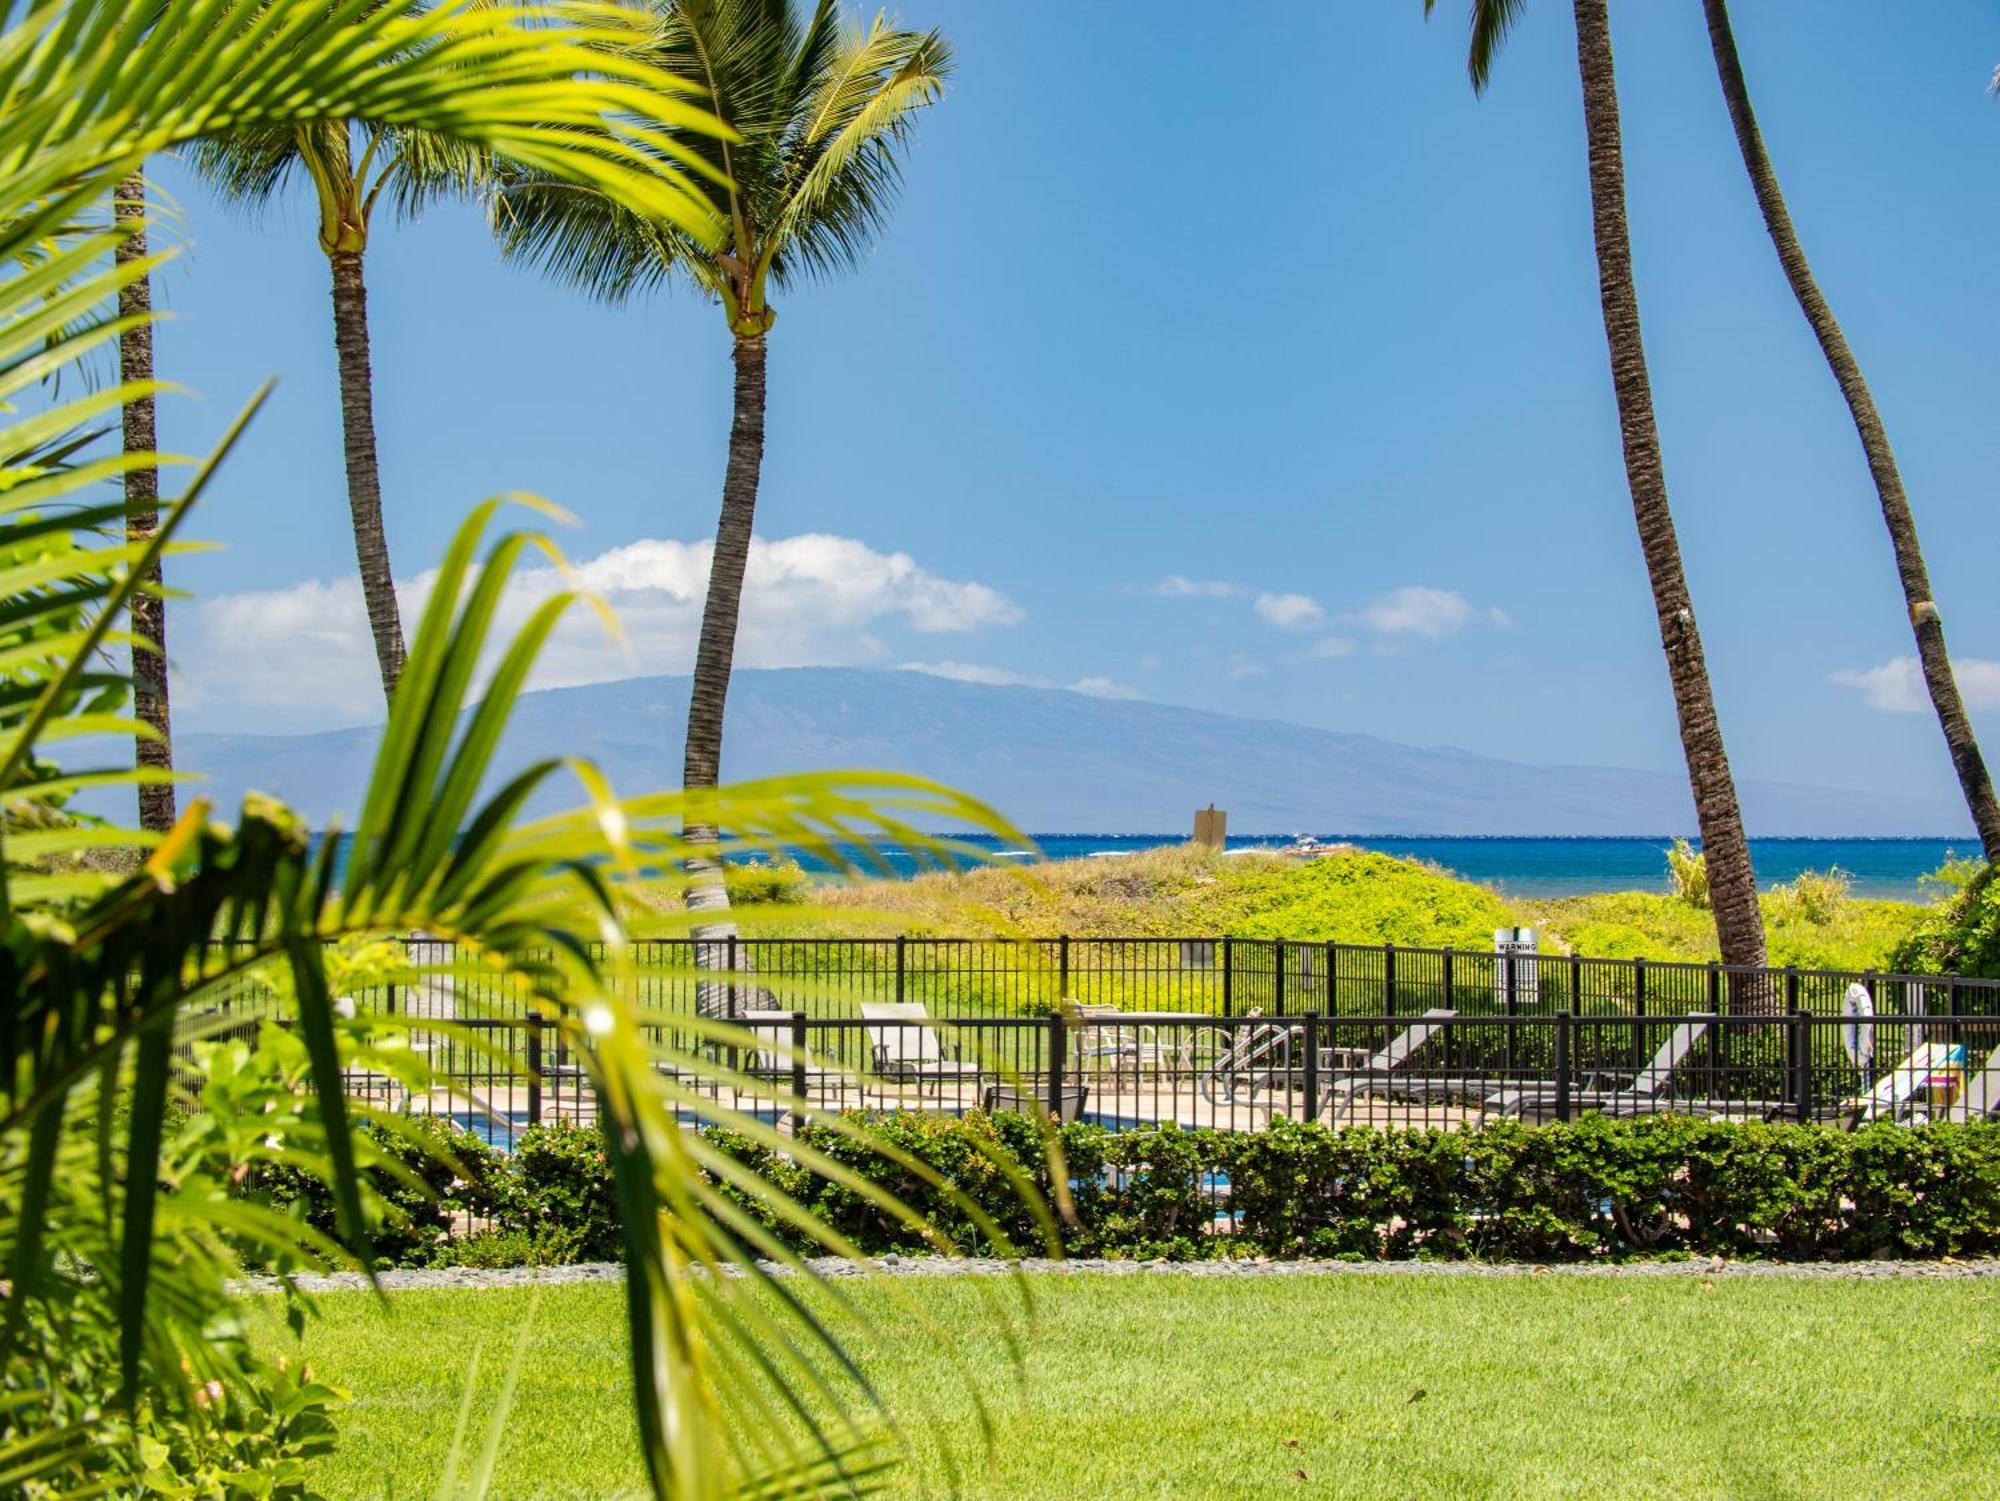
[493,0,953,989]
[1429,0,1770,991]
[1664,837,1709,910]
[1697,0,2000,861]
[0,1,1033,1495]
[187,4,731,704]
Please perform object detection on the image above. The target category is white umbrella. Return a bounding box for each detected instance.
[1841,982,1875,1076]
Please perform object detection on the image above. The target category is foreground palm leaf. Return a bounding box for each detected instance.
[0,2,1037,1494]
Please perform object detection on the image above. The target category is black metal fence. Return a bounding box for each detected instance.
[199,934,2000,1023]
[183,936,2000,1148]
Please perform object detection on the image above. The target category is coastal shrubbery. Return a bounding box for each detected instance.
[279,1114,2000,1268]
[1890,862,2000,979]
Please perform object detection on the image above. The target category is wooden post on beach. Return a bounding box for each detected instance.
[1192,805,1226,850]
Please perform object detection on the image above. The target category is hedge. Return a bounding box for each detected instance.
[250,1113,2000,1268]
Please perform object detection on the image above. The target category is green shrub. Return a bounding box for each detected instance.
[1890,861,2000,978]
[496,1120,623,1261]
[243,1113,503,1268]
[723,857,811,906]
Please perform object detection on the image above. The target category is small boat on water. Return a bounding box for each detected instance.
[1278,834,1343,858]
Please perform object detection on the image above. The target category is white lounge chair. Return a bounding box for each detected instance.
[859,1002,983,1095]
[1485,1015,1714,1121]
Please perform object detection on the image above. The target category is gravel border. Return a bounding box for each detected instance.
[234,1253,2000,1295]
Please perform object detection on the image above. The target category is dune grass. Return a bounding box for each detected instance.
[267,1272,1998,1499]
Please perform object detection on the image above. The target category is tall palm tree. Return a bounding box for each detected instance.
[1434,0,1770,978]
[116,170,175,834]
[496,0,952,978]
[190,127,489,702]
[1699,0,2000,860]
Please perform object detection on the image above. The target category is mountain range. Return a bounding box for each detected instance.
[165,667,1968,836]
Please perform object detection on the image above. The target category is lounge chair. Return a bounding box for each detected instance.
[1484,1014,1714,1122]
[1322,1010,1460,1123]
[859,1002,984,1095]
[1065,1001,1183,1071]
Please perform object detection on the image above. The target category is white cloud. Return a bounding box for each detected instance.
[1227,654,1268,680]
[1308,635,1357,658]
[179,532,1024,731]
[1830,655,2000,714]
[1358,585,1478,640]
[897,661,1041,687]
[899,662,1143,702]
[1254,591,1327,632]
[1068,675,1143,700]
[1149,575,1241,598]
[1489,607,1514,628]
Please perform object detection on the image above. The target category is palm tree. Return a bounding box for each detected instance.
[116,170,175,835]
[494,0,952,980]
[1699,0,2000,860]
[1434,0,1770,979]
[188,127,486,701]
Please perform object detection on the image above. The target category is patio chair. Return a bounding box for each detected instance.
[1483,1014,1714,1122]
[1321,1010,1461,1123]
[1943,1041,2000,1122]
[860,1002,984,1096]
[1064,1001,1184,1071]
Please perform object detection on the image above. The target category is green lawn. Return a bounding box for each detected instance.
[262,1271,2000,1499]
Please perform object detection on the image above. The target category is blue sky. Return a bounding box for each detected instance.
[146,1,2000,812]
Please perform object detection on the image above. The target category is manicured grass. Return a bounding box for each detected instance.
[263,1272,2000,1499]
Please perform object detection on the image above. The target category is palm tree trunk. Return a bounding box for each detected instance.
[116,171,174,836]
[1701,0,2000,861]
[327,248,406,703]
[1572,0,1769,988]
[684,335,768,1016]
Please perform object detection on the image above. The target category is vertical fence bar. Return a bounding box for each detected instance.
[1631,957,1648,1070]
[895,935,907,1005]
[1046,1011,1066,1119]
[525,1013,543,1127]
[1503,949,1518,1073]
[1383,943,1396,1016]
[1326,941,1336,1014]
[790,1010,809,1133]
[1706,960,1721,1014]
[1303,1011,1321,1123]
[1791,1008,1811,1124]
[1441,947,1454,1012]
[1273,942,1287,1017]
[1058,933,1070,1002]
[1222,937,1234,1017]
[1553,1011,1571,1123]
[1569,952,1583,1014]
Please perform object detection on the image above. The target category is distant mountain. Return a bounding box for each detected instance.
[170,667,1970,836]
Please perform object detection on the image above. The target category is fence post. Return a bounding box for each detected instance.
[895,934,907,1005]
[1058,933,1070,1001]
[1785,965,1799,1013]
[1273,941,1287,1017]
[1706,960,1721,1014]
[1222,937,1234,1017]
[1569,952,1583,1014]
[1046,1010,1067,1120]
[724,932,739,1019]
[1441,947,1454,1012]
[525,1012,543,1127]
[1303,1010,1321,1122]
[1553,1011,1572,1123]
[1383,943,1396,1015]
[1503,948,1518,1075]
[1790,1008,1811,1124]
[791,1010,809,1134]
[1326,940,1336,1014]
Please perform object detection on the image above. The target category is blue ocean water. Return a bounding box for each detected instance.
[315,834,1971,902]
